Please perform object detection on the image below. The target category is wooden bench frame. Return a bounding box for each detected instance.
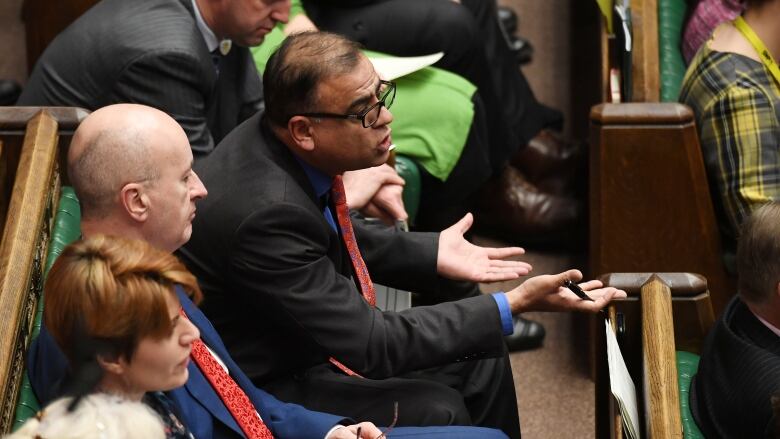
[0,108,87,432]
[595,273,715,438]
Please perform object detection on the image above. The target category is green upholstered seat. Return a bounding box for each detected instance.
[677,351,704,439]
[658,0,689,102]
[394,155,421,225]
[12,187,81,430]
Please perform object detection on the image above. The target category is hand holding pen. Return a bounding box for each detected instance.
[503,269,627,315]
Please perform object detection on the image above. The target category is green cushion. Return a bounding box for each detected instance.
[658,0,689,101]
[13,187,81,430]
[677,351,705,439]
[394,155,421,225]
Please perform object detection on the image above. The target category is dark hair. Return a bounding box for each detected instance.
[263,31,364,127]
[736,202,780,304]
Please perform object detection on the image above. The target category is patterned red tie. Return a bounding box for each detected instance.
[324,175,377,377]
[182,311,275,439]
[330,175,376,306]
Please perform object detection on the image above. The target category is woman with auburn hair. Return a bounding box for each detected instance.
[39,235,201,439]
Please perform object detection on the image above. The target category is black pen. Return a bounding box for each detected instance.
[563,279,593,301]
[564,279,606,314]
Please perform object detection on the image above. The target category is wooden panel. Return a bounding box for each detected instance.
[22,0,100,71]
[631,0,660,101]
[0,111,60,432]
[590,103,735,314]
[641,276,683,438]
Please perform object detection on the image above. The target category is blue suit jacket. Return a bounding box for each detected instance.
[28,287,346,439]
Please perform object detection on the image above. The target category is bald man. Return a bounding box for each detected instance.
[29,104,508,439]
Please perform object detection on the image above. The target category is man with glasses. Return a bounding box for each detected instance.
[179,31,624,438]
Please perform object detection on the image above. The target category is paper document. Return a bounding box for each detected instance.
[605,318,641,439]
[368,52,444,81]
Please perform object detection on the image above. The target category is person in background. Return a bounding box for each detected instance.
[691,202,780,437]
[679,0,780,252]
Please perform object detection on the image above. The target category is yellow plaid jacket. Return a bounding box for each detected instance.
[680,46,780,242]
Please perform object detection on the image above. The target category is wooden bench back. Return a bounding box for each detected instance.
[589,103,735,314]
[0,108,86,432]
[595,273,714,438]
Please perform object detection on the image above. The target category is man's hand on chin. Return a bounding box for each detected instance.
[436,213,532,283]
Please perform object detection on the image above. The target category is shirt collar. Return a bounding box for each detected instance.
[294,156,333,199]
[754,311,780,338]
[191,0,231,54]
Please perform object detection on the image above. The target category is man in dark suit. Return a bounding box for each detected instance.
[179,31,625,438]
[30,103,508,439]
[692,202,780,438]
[18,0,287,156]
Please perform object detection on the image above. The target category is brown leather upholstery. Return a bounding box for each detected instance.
[589,102,735,315]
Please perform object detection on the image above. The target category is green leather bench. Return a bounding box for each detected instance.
[12,187,81,430]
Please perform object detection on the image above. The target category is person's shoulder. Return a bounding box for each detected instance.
[71,0,202,54]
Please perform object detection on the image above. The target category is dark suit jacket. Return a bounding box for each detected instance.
[177,112,506,386]
[691,296,780,438]
[28,287,345,439]
[17,0,262,155]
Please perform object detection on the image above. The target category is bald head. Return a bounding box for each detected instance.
[69,104,181,219]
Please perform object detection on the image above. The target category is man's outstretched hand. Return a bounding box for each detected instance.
[437,213,532,282]
[505,269,627,314]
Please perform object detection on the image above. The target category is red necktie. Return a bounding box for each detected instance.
[183,311,275,439]
[330,175,376,306]
[324,175,377,377]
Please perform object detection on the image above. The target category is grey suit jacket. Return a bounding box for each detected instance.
[177,112,506,385]
[18,0,263,155]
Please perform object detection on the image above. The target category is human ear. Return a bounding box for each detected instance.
[121,183,150,222]
[96,353,126,375]
[287,116,316,152]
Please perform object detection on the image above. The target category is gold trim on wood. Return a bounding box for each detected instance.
[0,111,60,433]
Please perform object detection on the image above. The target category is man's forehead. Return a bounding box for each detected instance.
[317,60,378,106]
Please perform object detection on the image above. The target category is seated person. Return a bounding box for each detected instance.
[691,202,780,437]
[679,0,780,251]
[9,393,166,439]
[29,103,508,439]
[38,235,202,438]
[179,31,626,439]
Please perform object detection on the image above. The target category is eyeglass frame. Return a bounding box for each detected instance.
[294,80,396,128]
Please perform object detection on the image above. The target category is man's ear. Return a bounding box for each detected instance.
[287,116,316,152]
[120,182,150,222]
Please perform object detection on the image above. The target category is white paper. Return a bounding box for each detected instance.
[368,52,444,81]
[606,318,641,439]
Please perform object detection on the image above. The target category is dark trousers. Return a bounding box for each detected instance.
[264,354,521,439]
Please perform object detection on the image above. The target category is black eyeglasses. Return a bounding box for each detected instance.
[298,80,396,128]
